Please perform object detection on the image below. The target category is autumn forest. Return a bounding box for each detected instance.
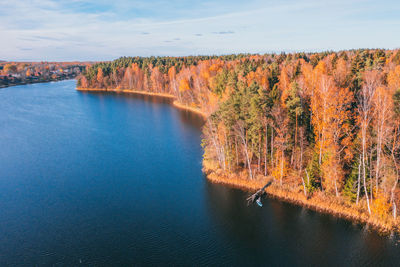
[78,50,400,230]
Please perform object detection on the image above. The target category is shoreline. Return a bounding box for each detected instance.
[1,76,78,89]
[203,160,398,234]
[76,87,207,118]
[77,86,398,234]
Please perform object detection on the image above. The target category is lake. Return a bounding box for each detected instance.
[0,80,399,266]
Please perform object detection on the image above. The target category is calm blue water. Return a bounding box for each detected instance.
[0,80,399,266]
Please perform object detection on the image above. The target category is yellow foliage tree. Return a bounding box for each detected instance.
[372,190,391,220]
[179,78,190,92]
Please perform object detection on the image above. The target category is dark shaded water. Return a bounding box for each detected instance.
[0,80,399,266]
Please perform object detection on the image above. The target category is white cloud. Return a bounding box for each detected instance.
[0,0,399,61]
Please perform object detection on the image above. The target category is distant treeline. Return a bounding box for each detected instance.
[0,61,88,88]
[79,49,400,222]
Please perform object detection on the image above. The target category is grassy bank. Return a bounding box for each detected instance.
[203,160,400,234]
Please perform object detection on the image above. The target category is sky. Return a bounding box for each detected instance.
[0,0,399,61]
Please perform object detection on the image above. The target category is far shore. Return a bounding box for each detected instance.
[1,76,78,89]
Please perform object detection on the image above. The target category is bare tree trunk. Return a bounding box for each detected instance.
[319,134,323,166]
[301,171,307,197]
[376,131,382,195]
[357,71,379,214]
[244,140,253,179]
[207,119,225,170]
[305,169,310,188]
[258,132,261,172]
[226,131,231,172]
[362,132,371,214]
[300,130,304,172]
[335,179,339,197]
[357,155,361,205]
[369,152,373,202]
[250,139,254,167]
[280,151,284,186]
[235,137,239,167]
[264,124,268,176]
[391,148,399,219]
[271,129,274,167]
[291,112,298,167]
[299,128,306,197]
[236,122,253,179]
